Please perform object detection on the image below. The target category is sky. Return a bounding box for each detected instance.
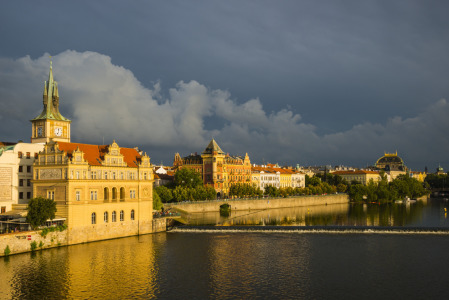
[0,0,448,171]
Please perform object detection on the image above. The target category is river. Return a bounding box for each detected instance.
[1,199,448,299]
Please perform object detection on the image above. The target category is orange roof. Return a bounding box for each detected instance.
[57,142,141,167]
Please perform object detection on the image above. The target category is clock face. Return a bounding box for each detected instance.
[37,127,43,137]
[54,127,63,137]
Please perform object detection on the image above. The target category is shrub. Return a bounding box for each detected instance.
[4,245,11,256]
[30,241,37,252]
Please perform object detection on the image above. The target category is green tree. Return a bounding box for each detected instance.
[26,197,57,229]
[153,191,163,210]
[154,186,173,203]
[305,175,321,187]
[174,168,203,188]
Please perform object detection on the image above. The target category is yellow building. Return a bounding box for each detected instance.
[332,170,381,185]
[251,165,305,192]
[173,139,251,197]
[29,63,154,244]
[33,141,154,244]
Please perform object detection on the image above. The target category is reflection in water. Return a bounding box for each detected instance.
[0,234,166,299]
[183,200,449,228]
[1,200,449,299]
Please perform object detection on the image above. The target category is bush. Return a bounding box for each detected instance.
[30,241,37,252]
[4,245,11,256]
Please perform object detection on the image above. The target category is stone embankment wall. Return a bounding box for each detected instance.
[152,218,167,233]
[1,219,170,257]
[166,194,349,213]
[0,230,68,257]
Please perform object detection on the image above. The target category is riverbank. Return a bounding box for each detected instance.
[165,194,349,213]
[0,217,169,257]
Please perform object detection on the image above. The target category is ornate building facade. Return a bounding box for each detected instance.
[173,139,251,197]
[33,140,154,244]
[375,152,407,180]
[28,63,154,243]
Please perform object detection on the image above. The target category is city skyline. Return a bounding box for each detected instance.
[0,1,448,170]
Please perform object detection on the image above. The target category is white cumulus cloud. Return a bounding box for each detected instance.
[0,50,447,169]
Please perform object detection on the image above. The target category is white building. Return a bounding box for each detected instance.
[0,142,45,213]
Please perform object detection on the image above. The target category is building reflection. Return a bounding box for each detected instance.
[0,234,163,299]
[184,201,428,227]
[207,228,314,298]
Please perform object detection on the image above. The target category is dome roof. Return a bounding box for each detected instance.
[375,152,405,171]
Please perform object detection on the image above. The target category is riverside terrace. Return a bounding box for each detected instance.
[164,194,349,214]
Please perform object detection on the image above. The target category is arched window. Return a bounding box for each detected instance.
[120,210,124,221]
[112,211,116,222]
[91,212,96,224]
[104,187,109,201]
[131,209,135,221]
[120,187,125,201]
[112,187,117,201]
[104,211,108,223]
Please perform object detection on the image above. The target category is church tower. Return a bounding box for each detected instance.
[30,62,71,143]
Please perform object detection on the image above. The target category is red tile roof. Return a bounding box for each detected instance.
[57,142,141,167]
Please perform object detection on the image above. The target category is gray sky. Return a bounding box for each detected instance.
[1,0,448,170]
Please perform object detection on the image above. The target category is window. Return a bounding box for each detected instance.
[76,191,81,201]
[120,187,125,200]
[47,191,54,200]
[144,173,147,180]
[18,152,23,158]
[104,188,109,201]
[19,192,23,199]
[105,172,108,180]
[112,172,116,179]
[112,211,116,222]
[27,192,31,199]
[120,172,124,179]
[120,210,124,221]
[104,211,108,223]
[19,166,23,172]
[90,190,98,200]
[27,179,31,187]
[19,179,24,186]
[27,166,31,173]
[112,187,117,200]
[26,152,30,159]
[35,153,38,159]
[76,171,80,179]
[131,209,135,220]
[130,190,136,199]
[91,212,96,224]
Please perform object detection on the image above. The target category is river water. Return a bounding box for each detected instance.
[1,200,449,299]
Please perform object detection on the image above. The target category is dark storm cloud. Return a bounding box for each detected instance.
[0,1,448,170]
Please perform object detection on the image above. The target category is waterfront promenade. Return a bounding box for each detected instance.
[165,194,349,213]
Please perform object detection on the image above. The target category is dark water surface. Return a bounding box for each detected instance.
[1,200,449,299]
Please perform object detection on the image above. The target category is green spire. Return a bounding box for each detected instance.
[31,61,70,121]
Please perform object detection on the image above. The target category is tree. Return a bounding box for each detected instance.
[26,197,57,229]
[306,175,321,187]
[174,168,203,188]
[153,191,163,210]
[154,186,173,203]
